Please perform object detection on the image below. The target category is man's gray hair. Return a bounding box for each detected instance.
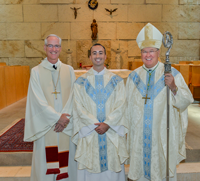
[44,34,62,45]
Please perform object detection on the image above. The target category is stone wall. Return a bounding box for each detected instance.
[0,0,199,69]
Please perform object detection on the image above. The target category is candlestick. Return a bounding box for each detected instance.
[118,39,120,50]
[68,35,71,50]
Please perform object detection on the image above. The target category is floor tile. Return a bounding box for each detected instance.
[15,167,31,177]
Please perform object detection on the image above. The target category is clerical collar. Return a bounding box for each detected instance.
[93,68,105,75]
[41,58,61,71]
[53,65,57,70]
[143,62,159,72]
[49,62,58,69]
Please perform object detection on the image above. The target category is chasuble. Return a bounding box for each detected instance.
[72,68,129,181]
[24,58,77,181]
[126,62,194,181]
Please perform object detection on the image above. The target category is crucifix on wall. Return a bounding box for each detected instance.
[70,7,81,19]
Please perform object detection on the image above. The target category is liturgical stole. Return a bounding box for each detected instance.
[38,63,71,180]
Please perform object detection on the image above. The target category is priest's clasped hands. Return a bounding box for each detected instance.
[54,113,70,132]
[94,122,110,135]
[164,73,178,95]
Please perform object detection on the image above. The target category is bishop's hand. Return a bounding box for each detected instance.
[54,113,70,132]
[164,73,177,95]
[94,122,110,135]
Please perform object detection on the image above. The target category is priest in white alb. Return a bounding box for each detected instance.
[126,23,194,181]
[24,34,77,181]
[72,43,129,181]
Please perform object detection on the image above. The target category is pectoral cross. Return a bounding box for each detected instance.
[52,89,60,99]
[142,94,150,104]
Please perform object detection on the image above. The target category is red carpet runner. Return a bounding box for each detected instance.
[0,119,33,152]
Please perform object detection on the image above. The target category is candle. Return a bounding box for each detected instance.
[68,35,70,50]
[117,22,120,49]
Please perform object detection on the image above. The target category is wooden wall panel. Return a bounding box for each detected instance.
[131,61,143,70]
[193,61,200,65]
[5,66,16,106]
[0,66,7,109]
[0,62,6,66]
[179,64,190,86]
[191,65,200,86]
[15,66,24,101]
[193,87,200,99]
[190,65,200,100]
[23,66,30,97]
[0,65,30,110]
[172,64,180,72]
[179,61,193,64]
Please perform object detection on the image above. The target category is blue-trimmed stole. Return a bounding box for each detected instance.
[75,74,123,172]
[129,68,179,180]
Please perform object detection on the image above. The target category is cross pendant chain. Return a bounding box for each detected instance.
[52,69,61,100]
[52,89,60,99]
[141,64,159,105]
[142,94,150,104]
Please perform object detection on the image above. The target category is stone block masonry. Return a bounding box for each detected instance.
[0,1,199,69]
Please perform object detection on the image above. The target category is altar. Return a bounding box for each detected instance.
[74,69,132,83]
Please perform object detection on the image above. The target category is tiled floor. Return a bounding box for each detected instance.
[0,99,200,180]
[0,166,31,177]
[0,98,26,132]
[186,104,200,149]
[1,163,200,180]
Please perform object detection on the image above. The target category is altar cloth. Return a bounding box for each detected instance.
[74,69,132,82]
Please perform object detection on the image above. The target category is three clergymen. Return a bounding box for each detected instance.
[24,23,193,181]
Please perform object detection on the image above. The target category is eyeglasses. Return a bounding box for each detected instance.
[46,44,61,49]
[141,49,158,55]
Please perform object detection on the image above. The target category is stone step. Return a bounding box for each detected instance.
[183,149,200,163]
[176,163,200,180]
[0,163,200,181]
[0,166,31,181]
[0,152,32,166]
[1,149,199,166]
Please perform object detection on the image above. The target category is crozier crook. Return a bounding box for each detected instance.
[163,31,173,63]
